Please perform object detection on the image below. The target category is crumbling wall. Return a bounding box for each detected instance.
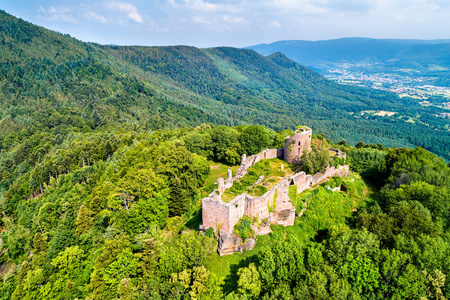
[202,164,350,237]
[330,148,347,160]
[217,231,255,256]
[227,194,247,234]
[217,169,234,195]
[311,165,349,186]
[202,197,230,233]
[244,194,270,221]
[270,178,296,227]
[290,172,312,193]
[242,177,296,231]
[235,148,284,179]
[201,194,247,234]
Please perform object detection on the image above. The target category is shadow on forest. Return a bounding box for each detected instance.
[313,229,329,243]
[184,208,202,230]
[221,254,259,294]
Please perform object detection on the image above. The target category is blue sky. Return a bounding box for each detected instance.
[2,0,450,47]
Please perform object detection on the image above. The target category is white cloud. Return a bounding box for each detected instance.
[106,2,144,23]
[185,0,217,12]
[83,11,108,23]
[29,0,450,47]
[261,0,327,16]
[169,0,217,11]
[222,15,246,24]
[270,20,281,27]
[167,0,250,26]
[192,15,210,24]
[37,6,78,23]
[317,0,375,12]
[167,0,247,13]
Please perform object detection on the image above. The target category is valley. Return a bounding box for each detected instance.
[325,69,450,100]
[248,37,450,149]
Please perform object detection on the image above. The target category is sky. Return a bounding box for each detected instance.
[2,0,450,48]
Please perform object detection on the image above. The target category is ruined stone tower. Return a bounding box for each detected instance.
[284,127,312,164]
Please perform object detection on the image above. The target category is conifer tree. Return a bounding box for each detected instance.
[169,177,189,216]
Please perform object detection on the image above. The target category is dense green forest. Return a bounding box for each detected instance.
[0,10,449,161]
[1,9,450,299]
[0,121,449,299]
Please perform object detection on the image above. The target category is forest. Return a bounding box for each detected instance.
[1,9,450,299]
[0,10,449,161]
[0,122,449,299]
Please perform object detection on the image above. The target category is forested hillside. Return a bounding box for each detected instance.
[0,121,449,299]
[0,10,449,160]
[1,10,450,298]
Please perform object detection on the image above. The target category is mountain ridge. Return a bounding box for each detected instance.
[0,10,449,160]
[246,37,450,77]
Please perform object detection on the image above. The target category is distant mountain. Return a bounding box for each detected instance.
[247,38,450,73]
[0,11,449,159]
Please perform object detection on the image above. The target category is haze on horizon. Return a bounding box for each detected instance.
[2,0,450,48]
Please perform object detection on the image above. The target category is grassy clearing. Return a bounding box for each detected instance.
[374,110,396,117]
[199,161,240,198]
[361,110,376,114]
[362,110,397,117]
[222,158,297,202]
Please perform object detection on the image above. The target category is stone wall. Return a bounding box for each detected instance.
[235,148,284,179]
[227,194,247,234]
[202,196,231,233]
[291,172,312,193]
[217,169,234,194]
[330,148,347,159]
[311,165,349,186]
[217,231,255,256]
[202,164,350,237]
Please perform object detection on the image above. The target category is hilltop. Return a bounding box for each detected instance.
[1,121,449,299]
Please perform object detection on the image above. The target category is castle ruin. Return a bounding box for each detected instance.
[200,127,349,256]
[284,127,312,164]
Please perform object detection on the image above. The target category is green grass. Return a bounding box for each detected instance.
[296,173,370,239]
[199,161,240,198]
[204,233,270,293]
[288,185,298,208]
[221,158,297,202]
